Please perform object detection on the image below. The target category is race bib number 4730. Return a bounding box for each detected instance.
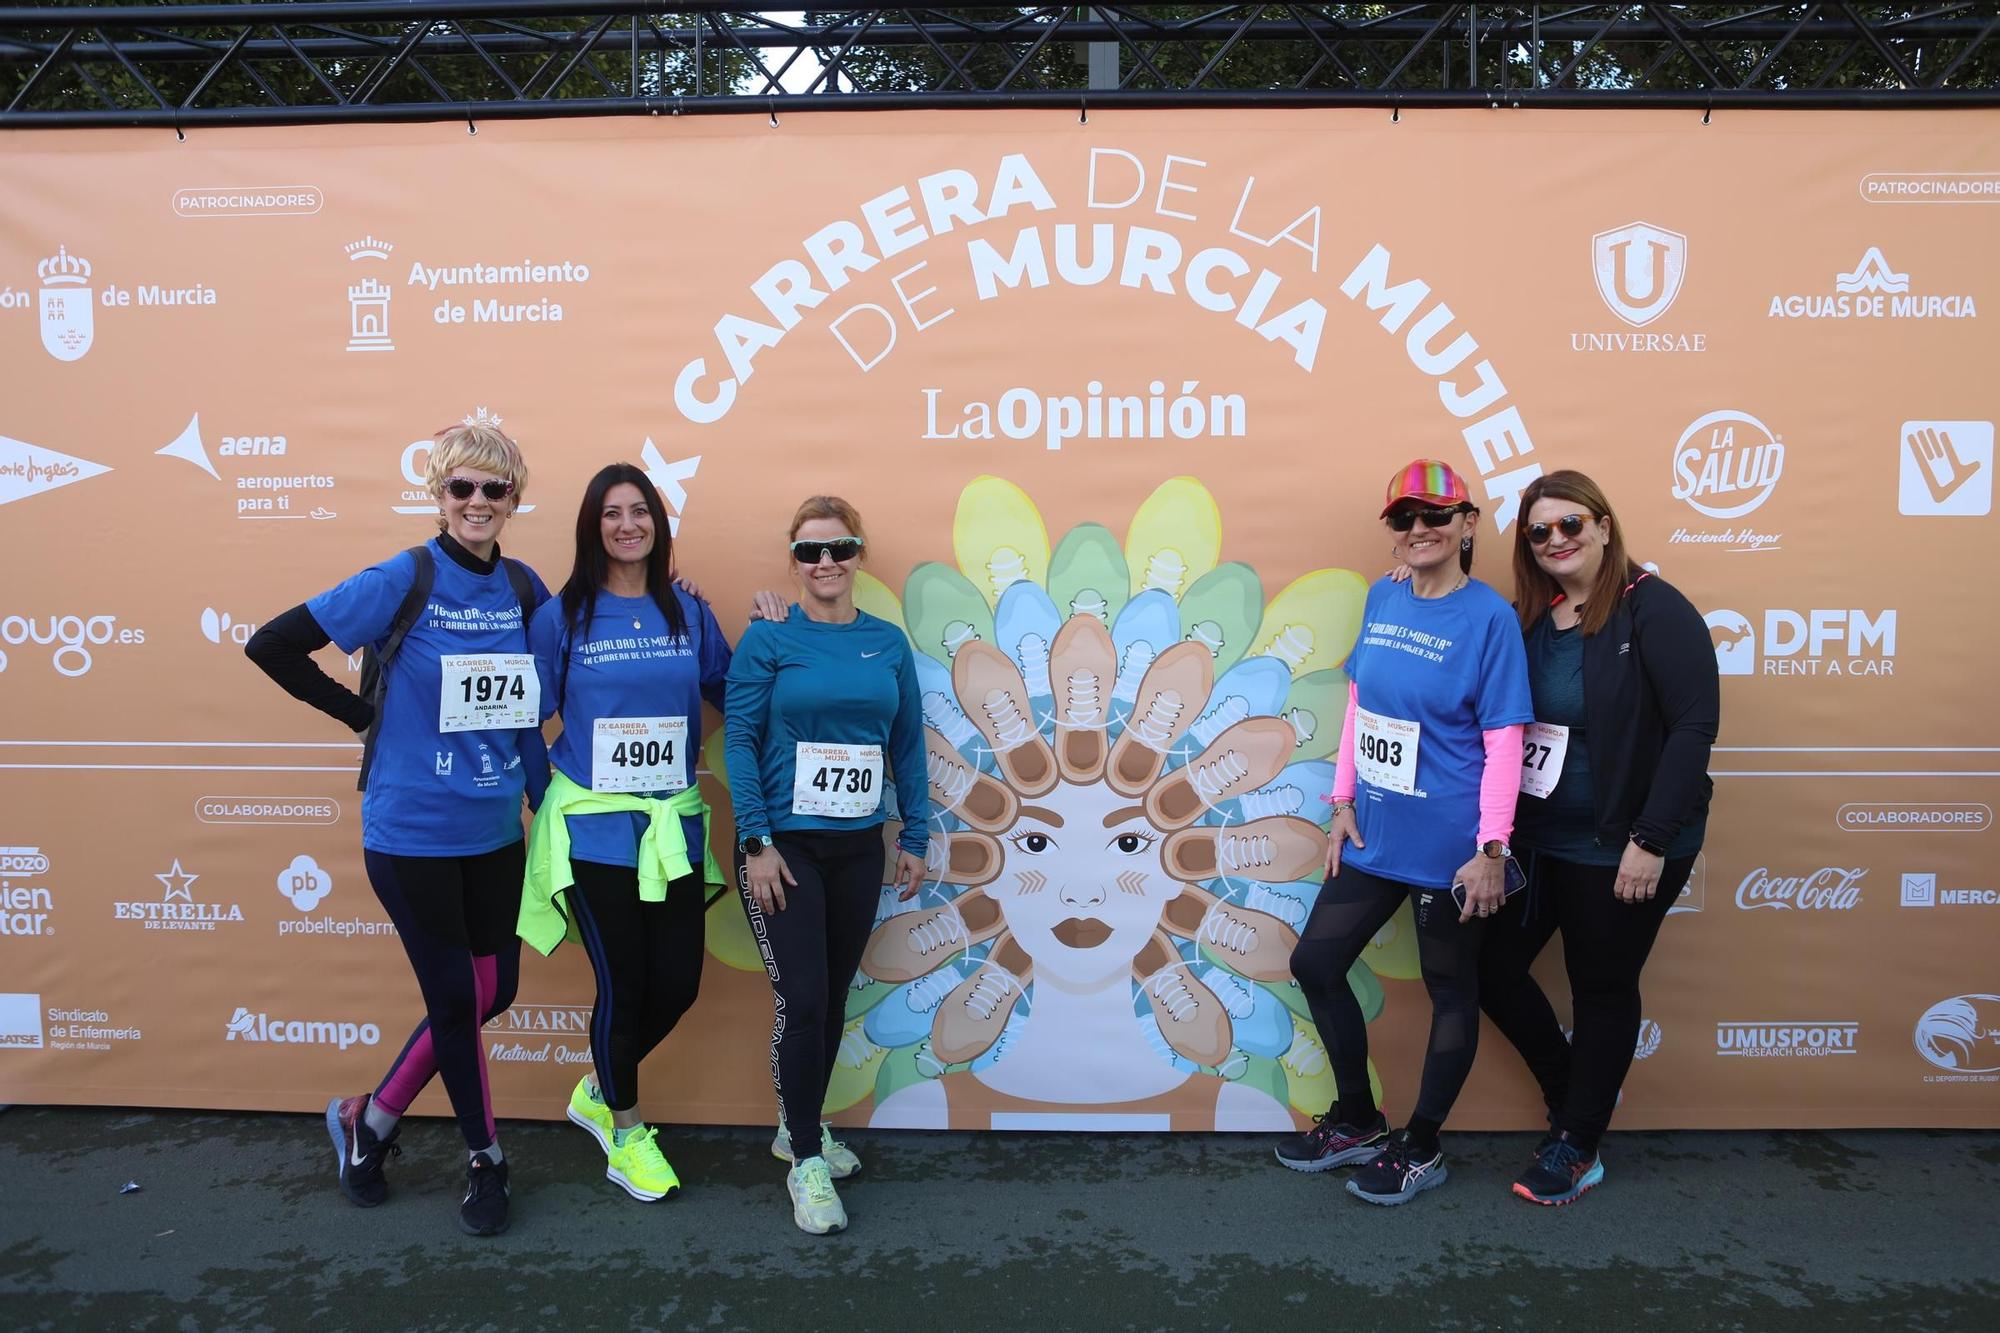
[792,742,883,817]
[438,654,539,732]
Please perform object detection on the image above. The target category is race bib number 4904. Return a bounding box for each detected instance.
[792,742,883,817]
[1353,705,1422,796]
[438,654,539,732]
[592,717,688,793]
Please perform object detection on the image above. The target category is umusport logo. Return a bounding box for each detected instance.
[224,1007,379,1049]
[1913,995,2000,1079]
[1715,1021,1859,1058]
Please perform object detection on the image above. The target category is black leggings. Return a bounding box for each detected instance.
[736,829,884,1139]
[364,842,524,1152]
[566,860,706,1114]
[1289,864,1486,1130]
[1478,849,1696,1153]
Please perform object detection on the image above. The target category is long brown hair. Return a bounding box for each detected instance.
[1512,470,1640,637]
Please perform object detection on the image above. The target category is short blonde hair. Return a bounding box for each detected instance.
[427,423,529,505]
[788,495,867,552]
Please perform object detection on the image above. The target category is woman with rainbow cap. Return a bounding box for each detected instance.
[1273,459,1533,1205]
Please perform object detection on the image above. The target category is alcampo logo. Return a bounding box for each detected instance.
[0,613,145,677]
[224,1006,380,1050]
[1703,608,1897,678]
[1671,410,1784,520]
[1913,994,2000,1076]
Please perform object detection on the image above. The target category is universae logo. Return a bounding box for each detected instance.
[1591,222,1687,327]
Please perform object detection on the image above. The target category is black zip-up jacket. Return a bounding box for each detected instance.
[1559,570,1720,852]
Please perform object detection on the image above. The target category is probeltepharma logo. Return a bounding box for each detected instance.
[154,412,338,521]
[486,1003,595,1065]
[1573,222,1704,353]
[0,992,44,1049]
[0,432,113,509]
[0,613,145,677]
[1898,421,1992,518]
[1716,1021,1859,1059]
[0,845,54,938]
[1914,995,2000,1082]
[1736,867,1864,911]
[225,1006,380,1050]
[1900,873,2000,908]
[1769,248,1978,321]
[276,855,332,911]
[1704,608,1897,679]
[113,859,244,931]
[1667,411,1784,552]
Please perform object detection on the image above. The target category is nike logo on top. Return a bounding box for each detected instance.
[861,650,883,659]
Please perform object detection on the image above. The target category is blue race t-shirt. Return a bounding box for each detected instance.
[723,607,929,854]
[530,587,731,870]
[1341,576,1534,890]
[308,539,549,856]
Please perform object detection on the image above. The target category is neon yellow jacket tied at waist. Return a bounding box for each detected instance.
[519,769,720,956]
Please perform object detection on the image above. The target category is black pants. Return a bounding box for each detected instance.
[566,860,707,1114]
[1478,849,1697,1154]
[1289,864,1486,1129]
[365,841,524,1151]
[736,829,884,1139]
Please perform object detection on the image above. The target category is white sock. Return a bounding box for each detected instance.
[363,1100,399,1140]
[474,1140,503,1165]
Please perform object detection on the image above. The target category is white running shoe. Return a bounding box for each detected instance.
[787,1157,847,1235]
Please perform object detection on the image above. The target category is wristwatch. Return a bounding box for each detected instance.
[737,834,767,857]
[1480,839,1510,860]
[1630,834,1667,857]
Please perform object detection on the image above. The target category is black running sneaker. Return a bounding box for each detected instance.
[1273,1112,1390,1172]
[460,1155,511,1236]
[326,1093,399,1208]
[1513,1132,1604,1206]
[1345,1129,1448,1206]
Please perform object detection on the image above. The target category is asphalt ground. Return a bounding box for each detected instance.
[0,1107,1995,1332]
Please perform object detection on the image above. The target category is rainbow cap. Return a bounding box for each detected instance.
[1381,459,1472,518]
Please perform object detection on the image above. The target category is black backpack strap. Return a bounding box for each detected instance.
[356,546,436,792]
[500,557,537,621]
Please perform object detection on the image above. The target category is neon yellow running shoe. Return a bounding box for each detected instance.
[786,1157,847,1235]
[566,1075,614,1154]
[606,1124,681,1202]
[773,1118,862,1179]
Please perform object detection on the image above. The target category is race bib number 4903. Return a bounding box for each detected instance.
[792,742,883,817]
[438,654,539,732]
[592,717,689,793]
[1353,705,1422,796]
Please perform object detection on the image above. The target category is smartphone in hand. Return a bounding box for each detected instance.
[1451,856,1528,914]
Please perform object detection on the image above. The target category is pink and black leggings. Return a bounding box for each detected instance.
[362,842,524,1152]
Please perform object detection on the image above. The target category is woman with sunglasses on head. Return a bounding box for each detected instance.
[724,496,929,1235]
[245,420,547,1237]
[1275,460,1533,1205]
[1477,470,1717,1206]
[516,463,732,1203]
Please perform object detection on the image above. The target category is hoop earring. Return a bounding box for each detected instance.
[1460,536,1473,551]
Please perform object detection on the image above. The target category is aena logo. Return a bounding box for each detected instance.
[1672,410,1784,519]
[1592,222,1687,327]
[1704,609,1897,678]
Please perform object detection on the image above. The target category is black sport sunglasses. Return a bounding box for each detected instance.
[791,538,865,564]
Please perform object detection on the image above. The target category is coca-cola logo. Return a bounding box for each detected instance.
[1735,867,1866,911]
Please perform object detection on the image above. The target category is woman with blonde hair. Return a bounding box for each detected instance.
[247,418,547,1236]
[724,495,929,1234]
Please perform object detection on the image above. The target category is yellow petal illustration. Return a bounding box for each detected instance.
[954,475,1050,608]
[1125,476,1221,598]
[1247,568,1368,677]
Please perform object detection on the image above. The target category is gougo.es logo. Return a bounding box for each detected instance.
[0,613,145,676]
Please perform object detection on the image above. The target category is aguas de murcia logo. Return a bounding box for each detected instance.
[6,244,222,362]
[1768,247,1977,321]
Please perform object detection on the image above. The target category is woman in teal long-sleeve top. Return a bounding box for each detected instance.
[723,494,928,1236]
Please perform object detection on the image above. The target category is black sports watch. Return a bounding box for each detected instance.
[1630,834,1667,857]
[738,834,768,857]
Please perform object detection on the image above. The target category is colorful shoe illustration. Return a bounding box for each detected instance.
[1280,668,1348,762]
[860,888,1006,983]
[1247,568,1368,677]
[994,579,1061,708]
[953,640,1058,795]
[864,962,968,1049]
[1047,521,1130,626]
[1105,640,1214,796]
[1162,816,1326,885]
[1146,716,1297,830]
[905,560,995,664]
[1210,758,1335,828]
[1159,883,1300,982]
[925,726,1019,833]
[1133,931,1233,1067]
[955,474,1050,607]
[1109,589,1179,729]
[932,933,1033,1064]
[1199,964,1294,1058]
[853,570,908,632]
[1048,613,1116,784]
[1125,475,1221,598]
[1175,561,1264,675]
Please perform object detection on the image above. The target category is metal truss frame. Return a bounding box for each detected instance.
[2,4,1996,127]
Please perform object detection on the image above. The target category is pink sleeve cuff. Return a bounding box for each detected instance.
[1330,681,1359,803]
[1477,723,1525,845]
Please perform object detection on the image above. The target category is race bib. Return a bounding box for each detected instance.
[592,717,689,794]
[1353,706,1421,795]
[792,742,883,817]
[438,654,539,732]
[1519,722,1570,799]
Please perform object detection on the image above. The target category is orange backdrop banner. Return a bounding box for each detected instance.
[2,109,1996,1130]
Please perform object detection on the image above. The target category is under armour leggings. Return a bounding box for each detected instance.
[363,842,524,1152]
[565,859,706,1114]
[1288,863,1487,1129]
[736,829,884,1140]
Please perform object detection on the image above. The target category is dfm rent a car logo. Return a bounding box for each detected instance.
[1914,995,2000,1078]
[1736,866,1865,911]
[1703,608,1896,678]
[225,1006,380,1050]
[0,614,145,676]
[1672,410,1783,519]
